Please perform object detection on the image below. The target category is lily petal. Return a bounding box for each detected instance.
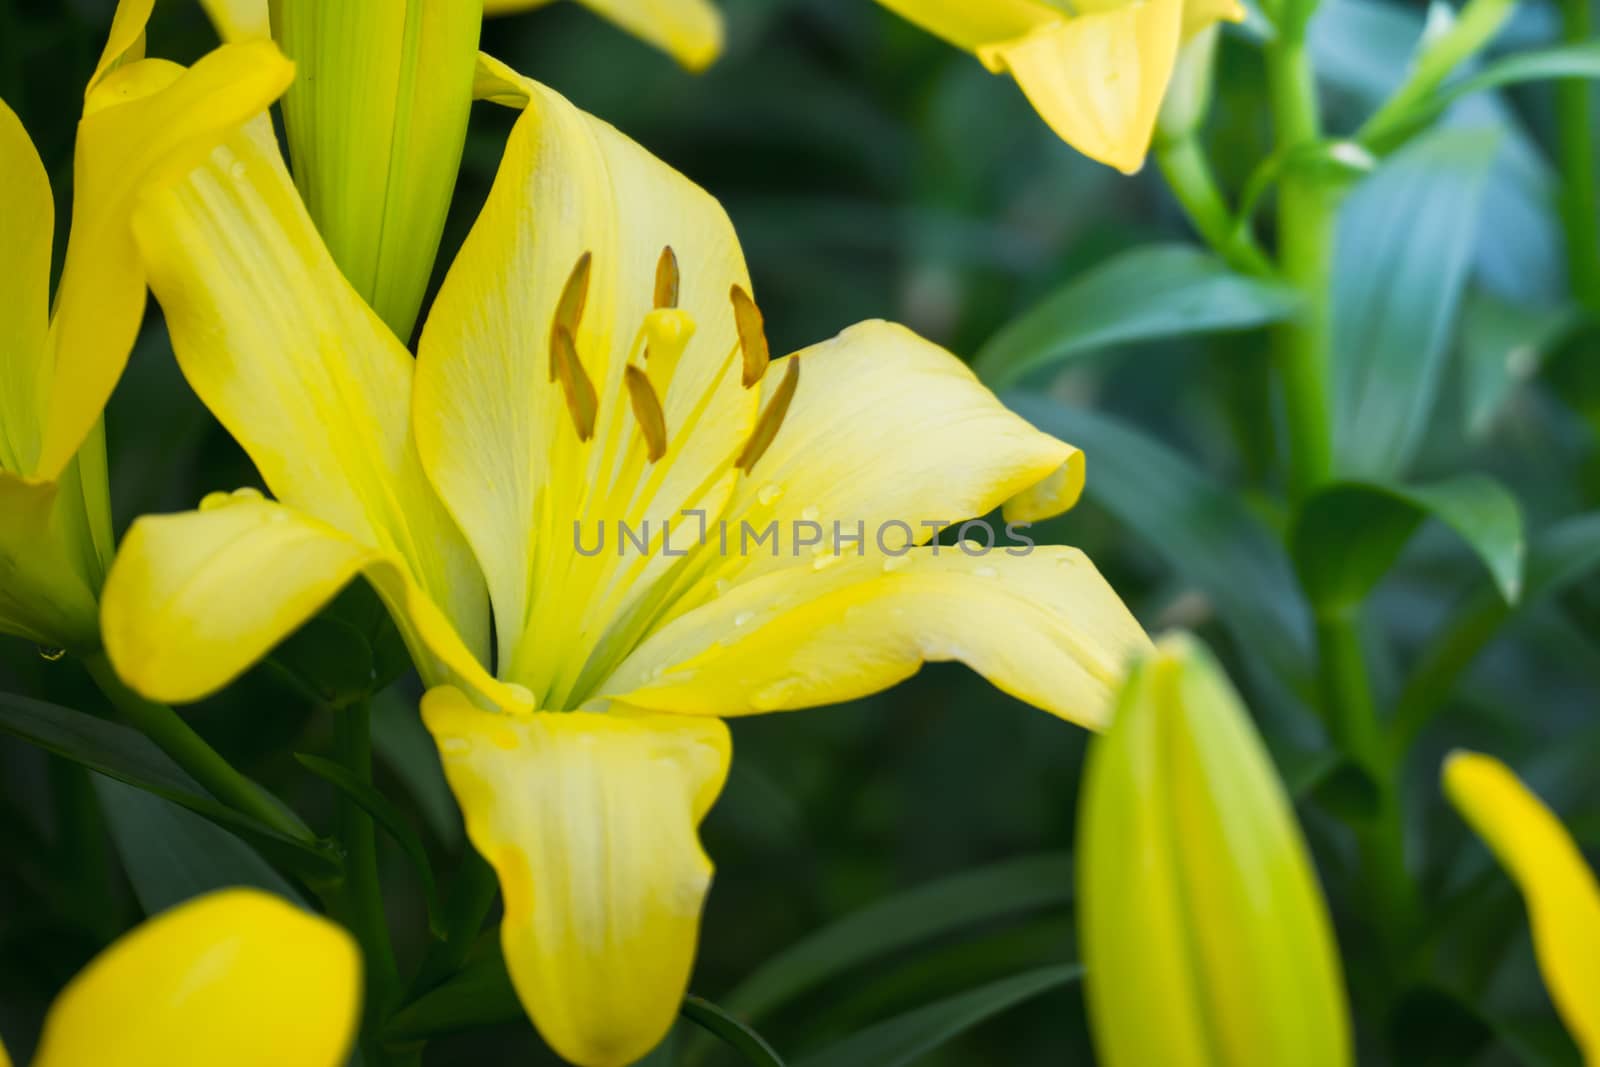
[980,0,1185,175]
[418,65,755,704]
[672,320,1083,600]
[424,689,730,1067]
[605,546,1150,731]
[0,97,52,476]
[199,0,272,41]
[32,889,360,1067]
[34,41,294,482]
[1444,752,1600,1063]
[130,111,489,666]
[101,496,506,706]
[89,0,155,95]
[871,0,1056,55]
[484,0,723,71]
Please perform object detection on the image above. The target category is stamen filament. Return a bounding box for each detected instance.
[730,284,770,388]
[624,364,669,462]
[736,357,800,472]
[551,324,598,441]
[655,246,680,309]
[549,251,593,382]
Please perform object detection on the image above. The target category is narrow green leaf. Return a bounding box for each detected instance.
[0,691,338,879]
[973,245,1298,388]
[1390,512,1600,757]
[1007,398,1314,689]
[385,949,520,1039]
[1332,126,1500,478]
[1291,474,1525,612]
[296,752,442,931]
[722,852,1072,1022]
[681,996,787,1067]
[94,776,309,914]
[793,965,1082,1067]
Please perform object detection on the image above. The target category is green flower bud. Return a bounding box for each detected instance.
[1078,633,1352,1067]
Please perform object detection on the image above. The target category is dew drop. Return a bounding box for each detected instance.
[733,610,755,628]
[812,553,841,572]
[505,683,536,708]
[440,736,469,754]
[37,646,65,662]
[800,505,820,523]
[757,483,783,507]
[974,565,998,578]
[229,159,247,180]
[715,578,732,596]
[881,555,911,573]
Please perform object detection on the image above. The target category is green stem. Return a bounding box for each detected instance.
[1265,39,1336,501]
[1155,135,1276,277]
[82,653,313,845]
[334,699,401,1061]
[408,847,499,998]
[1558,0,1600,314]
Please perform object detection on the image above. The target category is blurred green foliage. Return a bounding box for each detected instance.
[1,0,1598,1063]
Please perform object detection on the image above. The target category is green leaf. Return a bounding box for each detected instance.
[0,691,338,879]
[792,965,1082,1067]
[296,752,442,932]
[1390,512,1600,756]
[1367,42,1600,149]
[385,948,520,1040]
[722,852,1072,1022]
[1459,295,1577,437]
[93,776,308,914]
[1332,126,1500,478]
[1291,475,1525,612]
[681,996,787,1067]
[372,685,461,848]
[973,245,1298,388]
[1007,398,1314,690]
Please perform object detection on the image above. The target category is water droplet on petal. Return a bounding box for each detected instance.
[974,565,997,578]
[757,483,783,507]
[505,683,536,708]
[881,555,911,573]
[715,578,732,596]
[37,646,65,662]
[229,160,247,180]
[812,553,841,572]
[733,610,755,628]
[800,505,819,523]
[440,736,469,754]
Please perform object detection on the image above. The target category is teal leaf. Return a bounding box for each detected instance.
[0,691,338,879]
[792,965,1082,1067]
[722,852,1072,1023]
[973,245,1299,388]
[1291,475,1525,613]
[93,776,308,914]
[1332,126,1500,478]
[1007,398,1314,690]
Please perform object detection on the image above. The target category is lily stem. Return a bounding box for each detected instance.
[335,698,401,1062]
[407,847,499,999]
[1155,133,1276,278]
[82,652,313,845]
[1266,21,1418,969]
[1557,0,1600,314]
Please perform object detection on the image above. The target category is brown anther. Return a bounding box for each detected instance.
[730,284,769,388]
[624,365,669,463]
[736,357,799,473]
[551,325,598,441]
[549,252,593,382]
[654,246,680,310]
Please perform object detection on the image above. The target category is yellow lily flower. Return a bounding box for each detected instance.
[1444,752,1600,1063]
[0,0,293,650]
[202,0,723,73]
[101,52,1147,1066]
[0,889,359,1067]
[872,0,1245,173]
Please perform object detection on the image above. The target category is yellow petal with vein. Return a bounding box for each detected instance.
[200,0,272,41]
[33,889,360,1067]
[606,546,1150,731]
[1444,752,1600,1063]
[418,64,753,704]
[981,0,1184,175]
[36,40,293,482]
[101,498,505,706]
[425,690,730,1067]
[0,98,52,474]
[130,113,488,666]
